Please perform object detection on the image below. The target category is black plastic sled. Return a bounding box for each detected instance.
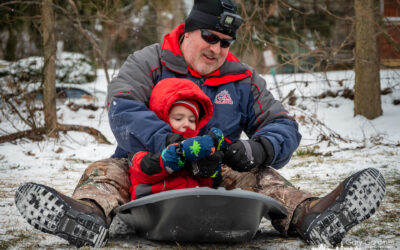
[116,187,287,243]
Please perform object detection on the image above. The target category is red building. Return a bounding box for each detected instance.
[379,0,400,67]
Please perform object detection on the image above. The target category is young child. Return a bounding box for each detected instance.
[129,78,224,200]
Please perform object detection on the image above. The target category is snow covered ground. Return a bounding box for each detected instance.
[0,69,399,249]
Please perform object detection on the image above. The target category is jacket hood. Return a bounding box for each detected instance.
[160,24,252,85]
[149,78,213,135]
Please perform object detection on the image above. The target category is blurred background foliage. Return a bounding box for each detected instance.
[0,0,397,74]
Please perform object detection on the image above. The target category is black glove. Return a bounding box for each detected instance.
[223,137,273,172]
[190,151,224,178]
[166,133,184,146]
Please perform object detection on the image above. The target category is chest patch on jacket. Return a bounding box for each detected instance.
[214,90,233,105]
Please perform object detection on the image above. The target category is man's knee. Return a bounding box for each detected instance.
[72,158,131,220]
[74,158,130,198]
[77,158,130,189]
[221,165,257,190]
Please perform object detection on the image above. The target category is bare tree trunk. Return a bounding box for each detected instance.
[5,26,17,61]
[41,0,58,137]
[354,0,382,119]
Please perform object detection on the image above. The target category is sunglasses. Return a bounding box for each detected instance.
[200,29,234,48]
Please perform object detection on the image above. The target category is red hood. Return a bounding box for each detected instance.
[161,24,252,85]
[149,78,213,137]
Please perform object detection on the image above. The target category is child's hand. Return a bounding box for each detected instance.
[179,128,224,161]
[161,144,185,173]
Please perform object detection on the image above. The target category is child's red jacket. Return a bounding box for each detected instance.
[129,78,214,200]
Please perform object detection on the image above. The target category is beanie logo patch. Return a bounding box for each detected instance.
[215,90,233,105]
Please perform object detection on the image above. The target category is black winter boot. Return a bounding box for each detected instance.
[15,182,108,248]
[292,168,385,246]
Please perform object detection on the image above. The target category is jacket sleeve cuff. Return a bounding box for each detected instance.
[254,136,275,166]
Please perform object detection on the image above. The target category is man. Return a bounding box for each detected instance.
[15,0,385,248]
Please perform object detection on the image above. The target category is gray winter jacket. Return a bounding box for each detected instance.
[107,24,301,169]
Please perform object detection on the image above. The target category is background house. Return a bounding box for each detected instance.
[379,0,400,67]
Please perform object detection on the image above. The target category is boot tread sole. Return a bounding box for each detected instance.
[304,168,385,246]
[15,182,108,248]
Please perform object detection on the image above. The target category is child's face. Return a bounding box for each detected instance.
[169,105,197,132]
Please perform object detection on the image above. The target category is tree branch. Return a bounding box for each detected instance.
[66,0,110,84]
[0,123,111,145]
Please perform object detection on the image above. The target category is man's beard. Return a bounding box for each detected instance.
[202,50,220,61]
[194,50,221,75]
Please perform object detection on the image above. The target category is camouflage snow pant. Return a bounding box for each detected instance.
[72,158,314,235]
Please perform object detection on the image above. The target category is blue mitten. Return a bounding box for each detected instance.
[161,144,185,174]
[208,127,225,151]
[180,128,224,161]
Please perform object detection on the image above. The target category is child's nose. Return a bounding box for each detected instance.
[182,119,190,127]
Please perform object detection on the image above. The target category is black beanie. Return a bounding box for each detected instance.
[184,0,242,39]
